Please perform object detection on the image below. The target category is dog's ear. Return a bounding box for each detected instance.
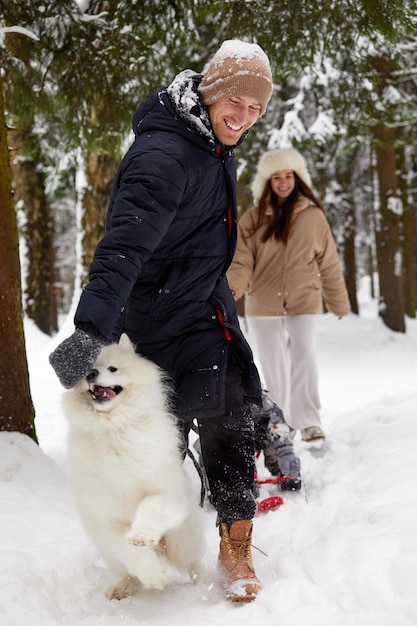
[118,333,134,352]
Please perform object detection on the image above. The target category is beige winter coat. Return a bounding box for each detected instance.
[227,196,351,317]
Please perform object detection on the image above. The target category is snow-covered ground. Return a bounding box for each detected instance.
[1,280,416,626]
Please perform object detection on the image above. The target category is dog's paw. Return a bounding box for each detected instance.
[126,529,160,547]
[106,575,139,601]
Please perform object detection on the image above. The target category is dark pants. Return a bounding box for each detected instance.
[177,357,257,526]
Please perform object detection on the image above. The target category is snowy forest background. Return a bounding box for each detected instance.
[1,0,417,442]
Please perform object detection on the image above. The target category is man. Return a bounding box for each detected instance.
[50,39,273,602]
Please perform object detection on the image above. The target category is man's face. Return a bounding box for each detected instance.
[207,96,262,146]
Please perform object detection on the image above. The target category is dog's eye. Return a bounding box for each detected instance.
[108,366,117,373]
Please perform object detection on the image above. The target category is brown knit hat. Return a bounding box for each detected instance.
[199,40,273,115]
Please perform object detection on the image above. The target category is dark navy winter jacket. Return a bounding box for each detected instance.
[74,85,261,418]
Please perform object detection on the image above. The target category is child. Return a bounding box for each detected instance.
[252,391,301,492]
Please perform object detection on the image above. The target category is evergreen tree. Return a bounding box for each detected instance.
[0,68,37,442]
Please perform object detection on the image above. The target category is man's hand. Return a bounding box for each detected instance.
[49,329,104,389]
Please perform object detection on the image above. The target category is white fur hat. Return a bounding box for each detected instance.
[251,148,312,202]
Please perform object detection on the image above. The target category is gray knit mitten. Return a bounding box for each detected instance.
[49,329,104,389]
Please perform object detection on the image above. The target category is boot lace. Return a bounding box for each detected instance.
[229,535,252,561]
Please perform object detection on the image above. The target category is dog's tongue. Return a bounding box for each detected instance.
[95,386,117,400]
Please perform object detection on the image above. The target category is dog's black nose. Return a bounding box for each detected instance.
[86,368,98,382]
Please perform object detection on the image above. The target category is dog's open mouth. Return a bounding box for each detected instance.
[88,384,123,403]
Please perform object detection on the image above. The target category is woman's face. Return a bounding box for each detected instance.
[270,169,295,200]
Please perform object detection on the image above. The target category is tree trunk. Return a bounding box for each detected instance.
[9,129,58,335]
[81,153,119,283]
[371,55,405,333]
[0,75,37,442]
[343,226,359,315]
[373,126,405,332]
[334,159,359,315]
[397,144,417,318]
[367,245,376,300]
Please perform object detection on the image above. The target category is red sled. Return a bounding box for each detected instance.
[256,495,284,513]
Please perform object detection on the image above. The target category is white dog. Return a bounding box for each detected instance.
[63,333,203,600]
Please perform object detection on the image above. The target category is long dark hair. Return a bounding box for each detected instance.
[249,172,325,244]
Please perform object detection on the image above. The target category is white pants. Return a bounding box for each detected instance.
[245,315,321,431]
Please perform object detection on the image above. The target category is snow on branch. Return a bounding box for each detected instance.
[0,26,40,42]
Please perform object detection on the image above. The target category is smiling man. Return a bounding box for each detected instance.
[199,39,271,146]
[50,40,273,603]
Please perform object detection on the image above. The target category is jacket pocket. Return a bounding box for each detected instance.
[175,344,228,419]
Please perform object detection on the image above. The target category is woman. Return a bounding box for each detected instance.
[227,148,351,441]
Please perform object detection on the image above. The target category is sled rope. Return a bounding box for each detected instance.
[186,446,206,507]
[257,476,296,485]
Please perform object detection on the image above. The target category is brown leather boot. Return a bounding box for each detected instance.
[218,520,261,603]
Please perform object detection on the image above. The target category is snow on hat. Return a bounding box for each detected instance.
[251,148,312,201]
[198,39,273,115]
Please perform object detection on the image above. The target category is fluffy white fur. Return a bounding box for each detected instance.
[63,334,204,600]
